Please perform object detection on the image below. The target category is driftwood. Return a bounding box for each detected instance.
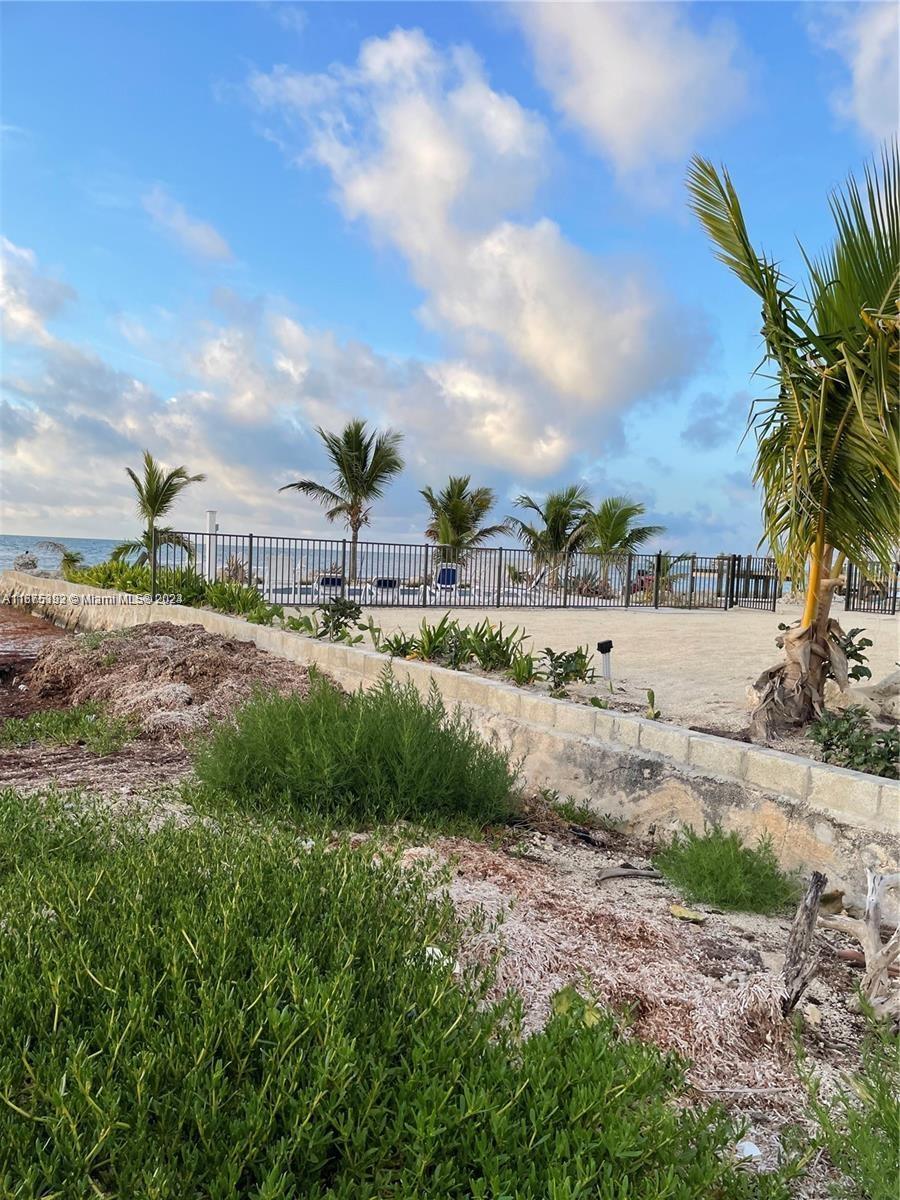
[782,871,828,1015]
[818,869,900,1019]
[596,867,661,884]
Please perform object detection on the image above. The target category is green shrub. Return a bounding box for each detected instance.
[0,791,791,1199]
[194,671,520,830]
[205,579,264,615]
[655,826,801,914]
[0,702,136,755]
[65,560,209,605]
[805,1012,899,1200]
[809,707,899,779]
[540,645,595,694]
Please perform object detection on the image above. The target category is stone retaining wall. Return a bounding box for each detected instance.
[3,570,897,905]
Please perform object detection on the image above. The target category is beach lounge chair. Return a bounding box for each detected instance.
[365,576,401,604]
[312,573,345,603]
[427,563,460,603]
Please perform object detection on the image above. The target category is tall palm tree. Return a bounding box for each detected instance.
[688,143,899,738]
[420,475,511,565]
[507,485,592,588]
[112,450,206,566]
[280,419,404,582]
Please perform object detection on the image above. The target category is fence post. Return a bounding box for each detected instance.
[340,541,347,598]
[562,554,570,608]
[724,554,735,609]
[494,548,504,607]
[624,554,633,607]
[204,509,218,583]
[247,533,254,589]
[150,526,157,601]
[688,554,696,609]
[892,563,899,616]
[844,560,853,612]
[653,551,662,608]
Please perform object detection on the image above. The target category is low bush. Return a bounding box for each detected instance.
[194,671,520,830]
[507,651,541,686]
[809,707,899,779]
[0,791,792,1199]
[804,1011,899,1200]
[655,825,801,914]
[540,645,595,694]
[0,702,135,755]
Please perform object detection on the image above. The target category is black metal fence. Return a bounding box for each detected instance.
[844,560,900,615]
[153,531,784,611]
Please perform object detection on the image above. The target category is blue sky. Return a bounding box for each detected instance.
[2,1,897,550]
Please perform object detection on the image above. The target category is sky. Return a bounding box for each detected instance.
[1,1,897,552]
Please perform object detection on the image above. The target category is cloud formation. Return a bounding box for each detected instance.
[680,391,749,451]
[142,185,234,262]
[809,2,899,142]
[514,3,747,175]
[247,29,704,471]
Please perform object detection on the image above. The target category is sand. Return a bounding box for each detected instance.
[361,602,900,732]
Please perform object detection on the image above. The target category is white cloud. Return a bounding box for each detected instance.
[514,2,747,175]
[809,2,899,142]
[0,237,74,346]
[142,185,234,262]
[247,29,704,467]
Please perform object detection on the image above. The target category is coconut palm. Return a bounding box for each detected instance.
[688,143,899,738]
[280,419,404,582]
[420,475,511,566]
[585,497,665,555]
[112,450,206,566]
[36,540,84,574]
[507,485,592,588]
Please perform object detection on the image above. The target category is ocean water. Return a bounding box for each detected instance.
[0,534,121,574]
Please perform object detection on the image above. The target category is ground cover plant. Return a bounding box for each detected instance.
[809,707,899,779]
[0,701,135,755]
[0,789,795,1200]
[655,826,801,915]
[194,671,520,830]
[804,1011,899,1200]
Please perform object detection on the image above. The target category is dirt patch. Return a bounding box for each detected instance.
[0,607,69,719]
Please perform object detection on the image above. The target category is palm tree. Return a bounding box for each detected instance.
[420,475,511,566]
[585,497,665,555]
[688,143,899,738]
[507,485,592,588]
[112,450,206,566]
[280,419,404,582]
[36,540,84,575]
[584,496,665,594]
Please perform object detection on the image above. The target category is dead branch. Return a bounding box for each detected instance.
[782,871,827,1015]
[819,869,900,1019]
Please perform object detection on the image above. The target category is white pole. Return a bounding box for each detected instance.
[205,509,218,582]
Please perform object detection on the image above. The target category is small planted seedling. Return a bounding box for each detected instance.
[507,653,541,687]
[645,689,661,720]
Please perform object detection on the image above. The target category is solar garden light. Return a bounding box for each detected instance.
[597,639,613,683]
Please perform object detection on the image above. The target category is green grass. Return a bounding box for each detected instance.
[0,702,136,755]
[805,1011,899,1200]
[654,826,802,914]
[194,670,520,832]
[0,789,793,1199]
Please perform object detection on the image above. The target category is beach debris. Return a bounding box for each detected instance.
[818,868,900,1019]
[669,904,707,924]
[596,866,660,884]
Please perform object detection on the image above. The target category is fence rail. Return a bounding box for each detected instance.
[152,531,786,612]
[844,560,900,616]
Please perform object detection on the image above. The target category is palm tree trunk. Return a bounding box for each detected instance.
[349,526,359,584]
